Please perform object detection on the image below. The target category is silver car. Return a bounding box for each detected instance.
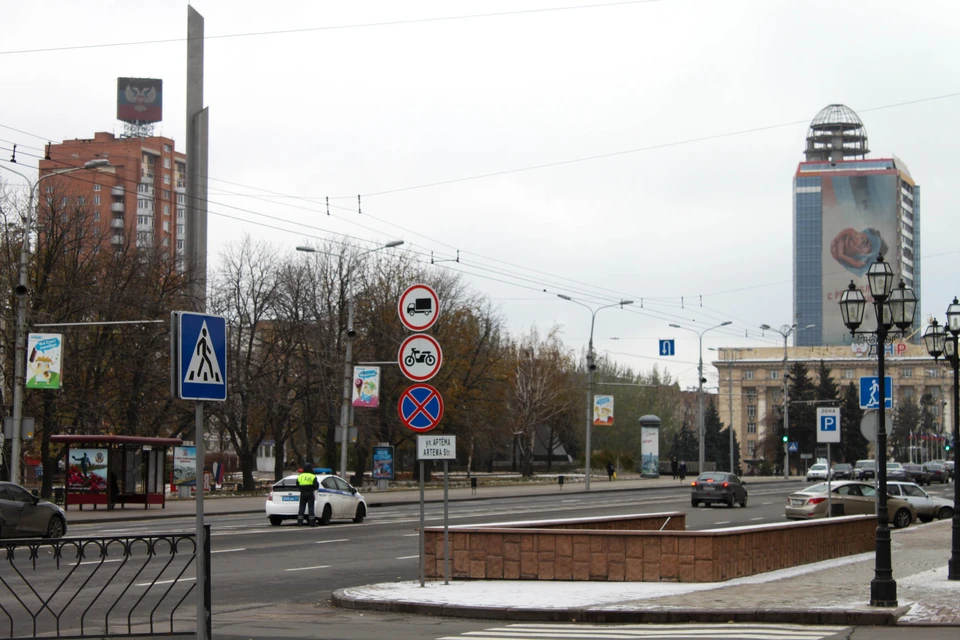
[0,481,67,538]
[886,481,954,523]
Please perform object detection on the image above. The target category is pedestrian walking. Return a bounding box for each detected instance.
[678,460,687,482]
[296,465,319,526]
[606,461,615,481]
[671,456,678,480]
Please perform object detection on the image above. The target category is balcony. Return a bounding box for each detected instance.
[111,185,125,197]
[110,201,125,213]
[141,171,154,183]
[111,234,125,245]
[110,219,125,229]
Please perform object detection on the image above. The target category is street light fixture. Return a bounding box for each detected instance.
[668,321,732,473]
[923,297,960,581]
[838,254,917,607]
[1,158,110,483]
[296,240,403,481]
[557,295,633,491]
[759,322,815,479]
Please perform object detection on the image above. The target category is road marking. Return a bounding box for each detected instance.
[211,548,245,554]
[72,558,125,566]
[402,533,420,537]
[560,499,580,503]
[397,555,419,560]
[136,577,196,587]
[763,501,774,505]
[284,565,330,572]
[314,538,349,544]
[750,517,764,521]
[715,521,730,525]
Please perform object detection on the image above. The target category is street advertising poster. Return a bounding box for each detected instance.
[352,366,381,408]
[640,426,660,477]
[172,446,197,486]
[593,395,614,426]
[67,448,108,493]
[27,333,63,389]
[372,445,395,480]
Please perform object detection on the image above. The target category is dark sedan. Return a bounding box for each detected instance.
[902,463,932,486]
[691,472,748,508]
[923,462,949,484]
[0,482,67,539]
[831,463,854,480]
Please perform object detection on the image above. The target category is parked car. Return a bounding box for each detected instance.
[0,481,67,539]
[784,481,916,528]
[831,463,854,480]
[923,462,949,484]
[264,471,367,526]
[946,460,955,480]
[886,481,954,523]
[886,462,907,481]
[902,463,932,486]
[690,472,748,508]
[853,460,876,480]
[806,464,829,482]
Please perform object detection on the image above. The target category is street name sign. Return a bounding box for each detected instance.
[398,383,444,433]
[816,407,841,444]
[398,334,443,382]
[418,434,456,460]
[398,283,440,332]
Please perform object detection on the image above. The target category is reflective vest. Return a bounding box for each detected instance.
[297,472,317,489]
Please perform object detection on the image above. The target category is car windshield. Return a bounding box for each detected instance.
[696,473,728,482]
[926,463,944,470]
[856,461,876,469]
[888,463,902,470]
[803,483,829,494]
[810,465,826,471]
[835,464,852,470]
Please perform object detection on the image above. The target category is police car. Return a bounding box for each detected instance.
[264,469,367,526]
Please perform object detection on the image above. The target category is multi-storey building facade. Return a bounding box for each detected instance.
[794,105,920,346]
[713,344,950,470]
[39,132,186,260]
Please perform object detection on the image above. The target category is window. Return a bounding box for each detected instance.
[177,239,184,250]
[138,216,149,226]
[162,237,169,247]
[45,185,54,194]
[61,197,69,207]
[177,194,185,204]
[744,370,755,380]
[747,406,757,418]
[77,196,85,206]
[142,153,155,165]
[163,173,171,185]
[745,388,757,402]
[163,157,171,169]
[93,227,101,237]
[164,144,171,153]
[746,441,756,456]
[162,220,169,232]
[93,210,100,222]
[138,198,149,208]
[770,370,779,380]
[901,368,913,378]
[772,390,781,403]
[163,204,170,215]
[138,183,150,194]
[93,195,101,205]
[177,224,184,235]
[747,422,757,434]
[925,368,940,378]
[177,208,184,219]
[93,184,101,192]
[844,369,855,379]
[163,189,170,199]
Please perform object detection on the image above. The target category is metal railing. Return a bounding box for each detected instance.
[0,528,209,639]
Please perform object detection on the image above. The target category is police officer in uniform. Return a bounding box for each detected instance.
[297,465,319,526]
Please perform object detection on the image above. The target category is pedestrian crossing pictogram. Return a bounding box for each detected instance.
[186,321,222,383]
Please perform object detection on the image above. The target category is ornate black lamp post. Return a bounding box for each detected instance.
[923,297,960,580]
[838,255,917,607]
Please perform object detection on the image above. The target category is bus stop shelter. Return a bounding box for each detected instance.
[51,435,182,510]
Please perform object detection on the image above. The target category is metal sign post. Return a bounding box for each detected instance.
[419,459,425,588]
[817,407,840,517]
[417,435,456,587]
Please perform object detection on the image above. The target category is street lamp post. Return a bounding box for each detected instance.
[557,295,633,491]
[839,255,917,607]
[669,322,731,473]
[922,297,960,580]
[1,159,109,483]
[297,240,403,481]
[760,323,815,479]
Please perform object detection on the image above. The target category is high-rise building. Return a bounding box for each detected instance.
[38,132,186,260]
[793,104,920,346]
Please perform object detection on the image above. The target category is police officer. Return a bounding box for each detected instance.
[297,465,319,526]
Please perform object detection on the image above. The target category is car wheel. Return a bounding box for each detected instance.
[740,494,748,508]
[938,507,954,520]
[45,516,65,539]
[726,495,735,508]
[691,499,699,508]
[353,504,366,523]
[319,504,332,526]
[269,516,283,526]
[892,508,912,529]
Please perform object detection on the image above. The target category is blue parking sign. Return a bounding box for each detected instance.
[817,407,840,444]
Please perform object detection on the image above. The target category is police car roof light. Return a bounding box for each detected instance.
[313,468,333,474]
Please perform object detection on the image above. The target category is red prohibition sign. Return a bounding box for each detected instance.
[398,384,444,433]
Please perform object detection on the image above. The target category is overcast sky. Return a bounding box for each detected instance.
[2,0,959,391]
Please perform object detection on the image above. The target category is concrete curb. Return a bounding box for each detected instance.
[68,479,794,525]
[331,589,910,626]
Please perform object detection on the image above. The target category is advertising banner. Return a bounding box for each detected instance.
[352,366,381,408]
[593,395,614,426]
[372,446,395,480]
[640,427,660,477]
[117,77,163,123]
[67,448,108,493]
[172,446,197,486]
[27,333,63,389]
[821,173,899,344]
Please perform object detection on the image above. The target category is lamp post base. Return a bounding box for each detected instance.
[950,556,960,581]
[870,578,898,608]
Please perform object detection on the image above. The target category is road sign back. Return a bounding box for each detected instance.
[399,384,444,432]
[398,334,443,382]
[398,283,440,332]
[175,312,227,401]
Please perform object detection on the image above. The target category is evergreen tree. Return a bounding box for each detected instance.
[670,423,697,464]
[718,425,742,474]
[774,361,816,472]
[815,360,840,406]
[891,396,921,461]
[703,399,728,472]
[839,382,869,463]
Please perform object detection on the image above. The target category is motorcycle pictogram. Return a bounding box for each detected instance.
[404,348,436,367]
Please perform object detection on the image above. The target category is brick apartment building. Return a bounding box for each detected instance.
[39,132,186,260]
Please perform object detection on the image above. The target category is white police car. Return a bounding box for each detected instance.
[264,469,367,526]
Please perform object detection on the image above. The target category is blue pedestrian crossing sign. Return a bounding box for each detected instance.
[173,311,227,401]
[859,376,892,410]
[788,441,799,453]
[659,339,675,356]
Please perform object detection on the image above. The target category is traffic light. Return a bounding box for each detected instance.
[782,435,789,443]
[947,441,952,452]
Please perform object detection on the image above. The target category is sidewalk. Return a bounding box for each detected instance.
[66,474,790,524]
[334,519,960,627]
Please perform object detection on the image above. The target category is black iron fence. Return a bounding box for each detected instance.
[0,527,209,639]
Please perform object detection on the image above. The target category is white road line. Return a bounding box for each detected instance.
[402,533,419,537]
[71,558,125,566]
[763,501,774,505]
[714,521,730,525]
[396,555,419,560]
[314,538,349,544]
[211,548,245,554]
[284,565,330,572]
[560,499,581,503]
[136,577,196,587]
[750,517,764,521]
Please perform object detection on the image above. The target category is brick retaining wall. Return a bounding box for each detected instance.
[424,513,875,582]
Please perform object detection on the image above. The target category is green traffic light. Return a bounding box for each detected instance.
[782,436,788,443]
